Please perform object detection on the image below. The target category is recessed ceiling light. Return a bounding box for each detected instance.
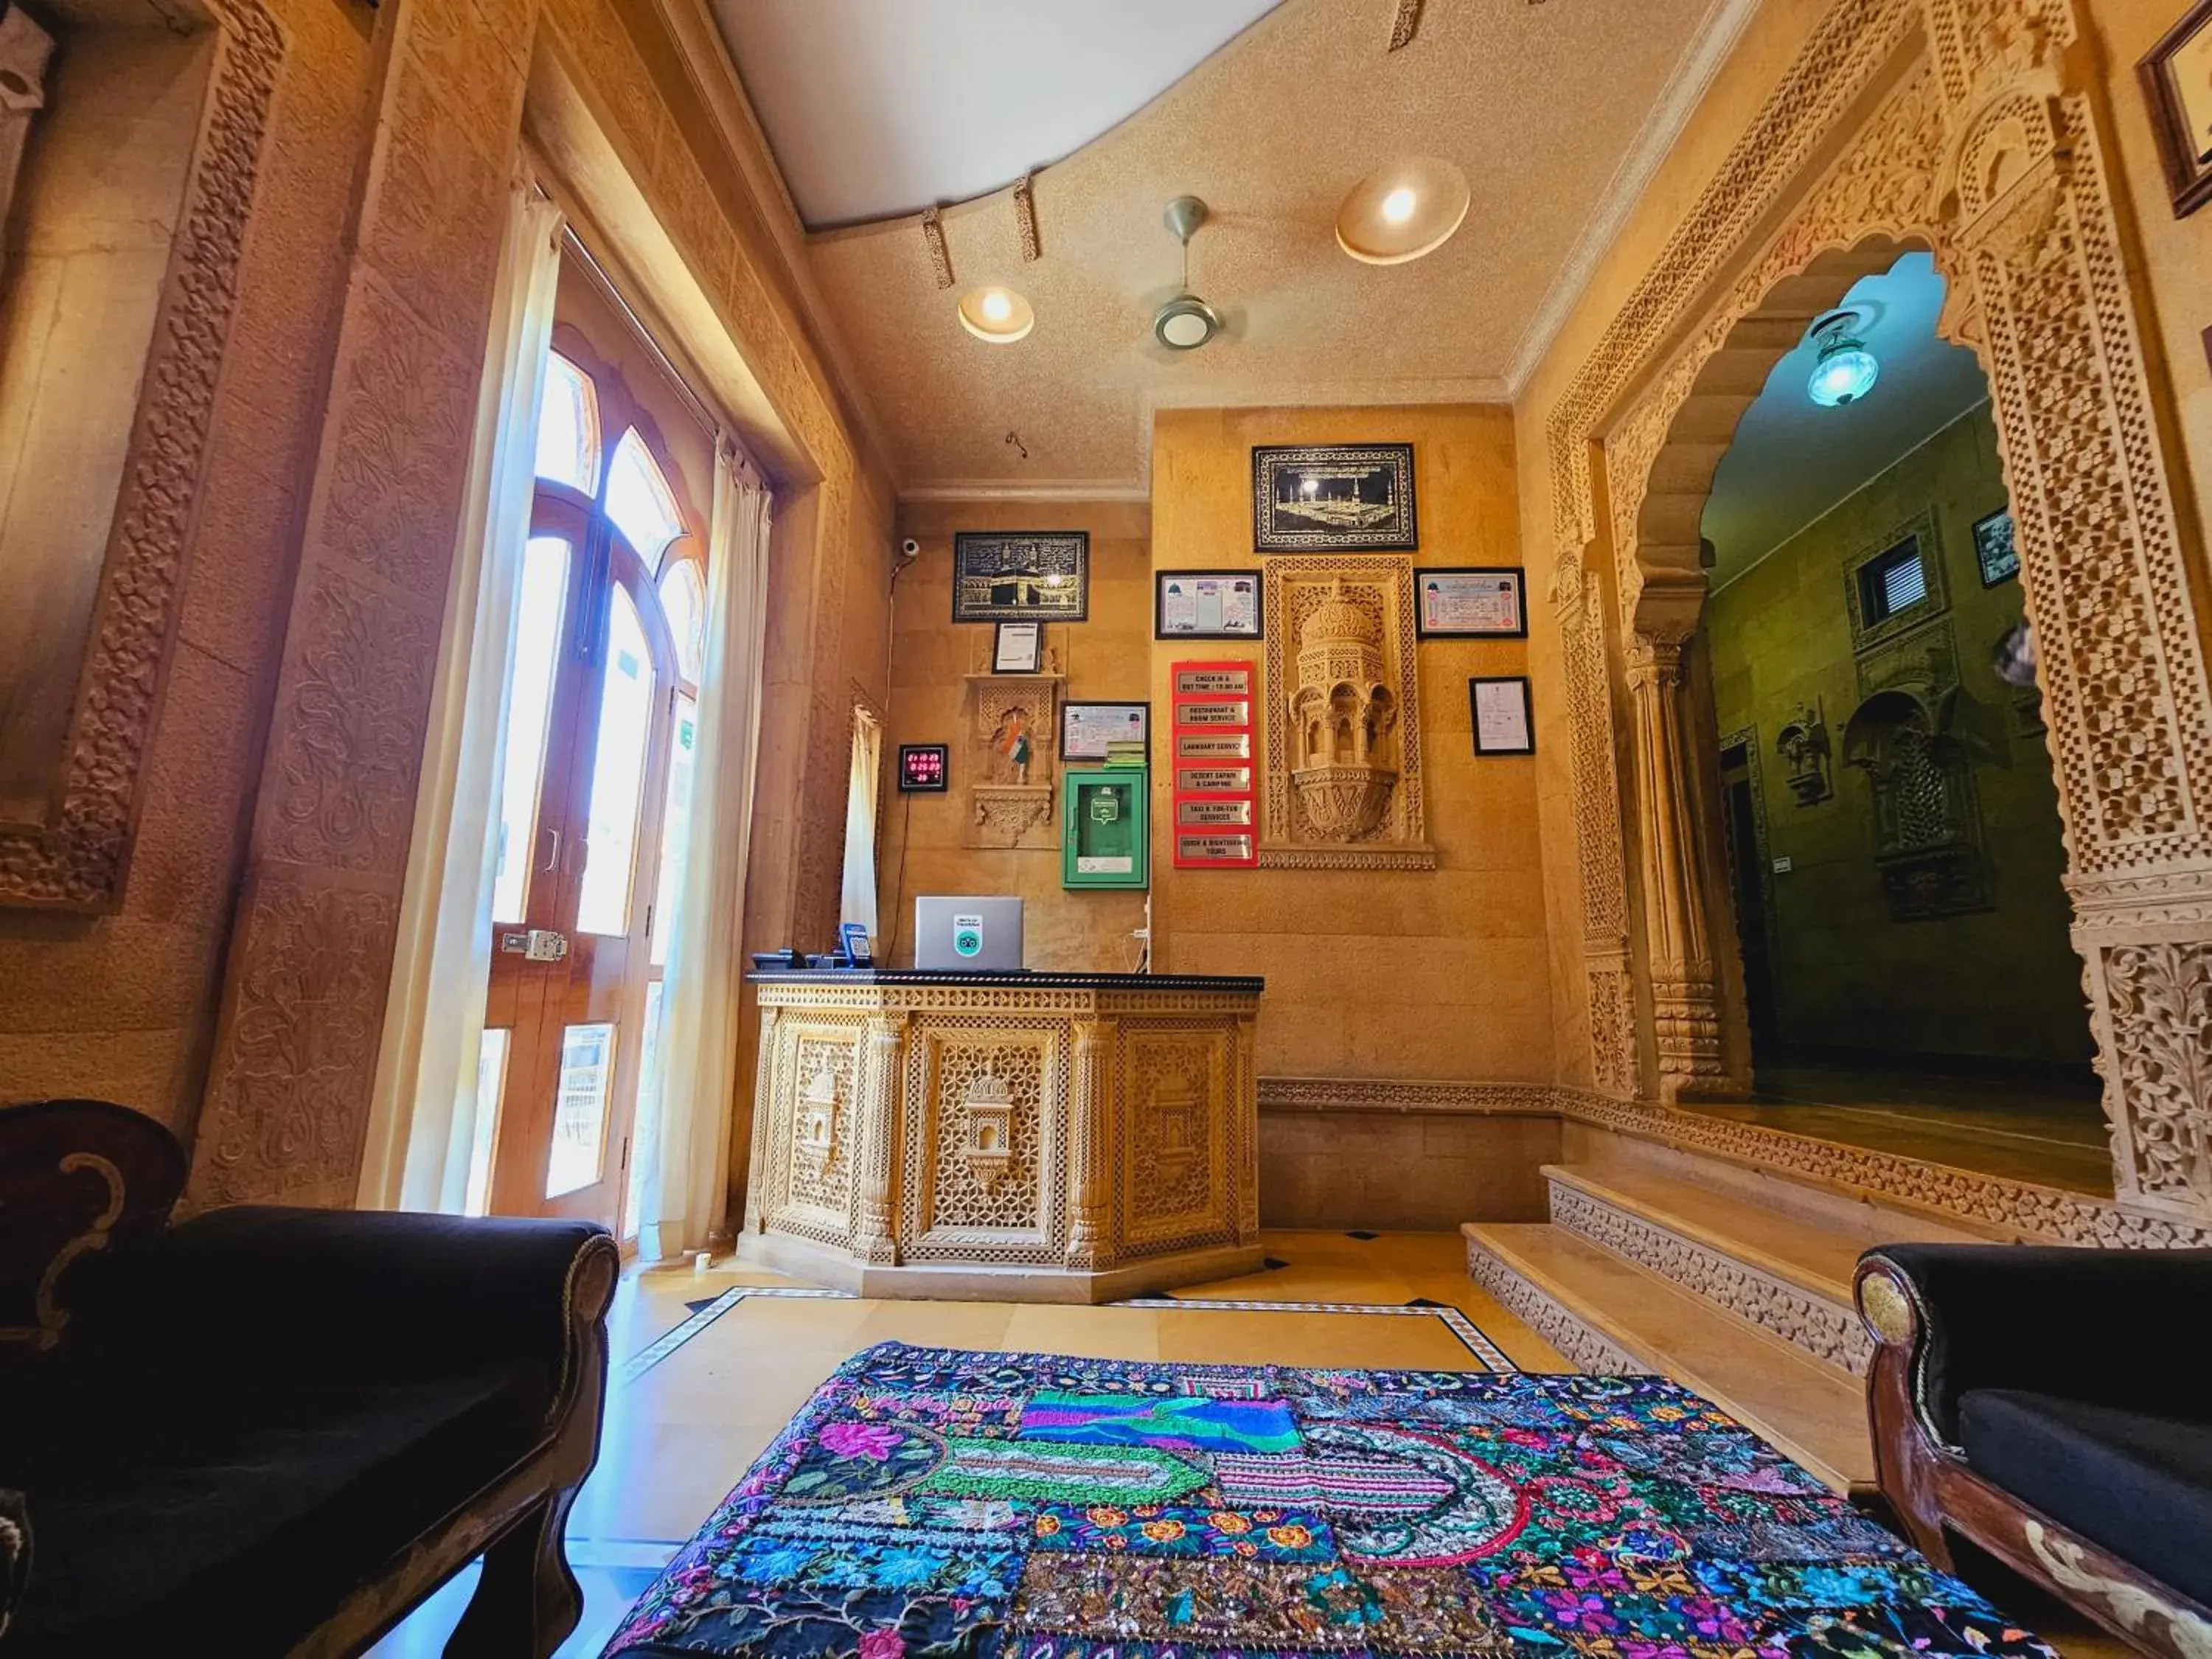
[1337,158,1470,265]
[959,285,1034,344]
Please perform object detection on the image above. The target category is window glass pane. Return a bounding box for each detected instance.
[661,560,706,684]
[463,1028,510,1217]
[535,353,599,493]
[606,428,684,571]
[491,537,570,925]
[547,1022,615,1199]
[1881,553,1927,616]
[650,692,698,968]
[624,981,666,1240]
[576,585,656,936]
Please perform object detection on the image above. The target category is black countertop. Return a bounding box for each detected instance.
[747,968,1264,993]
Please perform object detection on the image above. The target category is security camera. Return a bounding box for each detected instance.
[900,538,921,558]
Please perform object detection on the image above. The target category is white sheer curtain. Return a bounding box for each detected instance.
[839,708,883,949]
[638,439,772,1261]
[360,183,563,1213]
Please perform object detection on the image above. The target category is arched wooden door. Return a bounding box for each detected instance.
[476,327,708,1231]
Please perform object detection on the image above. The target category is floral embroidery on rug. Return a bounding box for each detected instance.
[602,1341,2055,1659]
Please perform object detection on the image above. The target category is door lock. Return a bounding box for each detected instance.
[498,928,570,961]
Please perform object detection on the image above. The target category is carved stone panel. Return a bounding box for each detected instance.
[1261,557,1431,870]
[1119,1025,1231,1251]
[904,1023,1065,1260]
[764,1025,861,1243]
[965,673,1061,850]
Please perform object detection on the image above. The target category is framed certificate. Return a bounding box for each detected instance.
[1061,701,1149,762]
[1157,571,1263,639]
[1416,568,1526,638]
[1471,676,1535,755]
[992,621,1043,672]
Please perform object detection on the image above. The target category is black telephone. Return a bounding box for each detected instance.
[749,947,802,970]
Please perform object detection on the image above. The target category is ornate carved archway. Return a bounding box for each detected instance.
[1547,0,2212,1222]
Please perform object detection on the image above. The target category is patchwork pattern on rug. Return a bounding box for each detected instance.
[604,1341,2053,1659]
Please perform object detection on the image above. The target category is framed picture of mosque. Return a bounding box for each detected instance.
[2140,0,2212,216]
[1251,444,1417,552]
[952,531,1089,623]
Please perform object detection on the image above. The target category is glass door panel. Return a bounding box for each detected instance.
[547,1021,616,1199]
[577,584,656,937]
[491,536,571,925]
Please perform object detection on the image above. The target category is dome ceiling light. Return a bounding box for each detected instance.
[1336,156,1470,265]
[959,284,1035,345]
[1806,309,1880,407]
[1154,195,1222,352]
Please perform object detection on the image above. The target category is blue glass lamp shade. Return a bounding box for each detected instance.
[1807,316,1880,407]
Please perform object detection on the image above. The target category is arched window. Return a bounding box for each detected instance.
[475,327,711,1234]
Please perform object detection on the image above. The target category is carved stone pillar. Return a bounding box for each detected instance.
[849,1013,905,1264]
[1626,631,1725,1102]
[740,1007,780,1235]
[1234,1012,1260,1242]
[1065,1020,1113,1270]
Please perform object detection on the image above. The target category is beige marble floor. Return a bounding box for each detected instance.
[376,1231,1565,1656]
[376,1228,2115,1659]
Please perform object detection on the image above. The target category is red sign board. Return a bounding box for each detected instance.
[1169,661,1258,869]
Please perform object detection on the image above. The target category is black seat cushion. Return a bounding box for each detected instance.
[1959,1388,2212,1610]
[0,1360,550,1654]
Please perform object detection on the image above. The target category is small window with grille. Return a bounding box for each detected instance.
[1859,538,1929,625]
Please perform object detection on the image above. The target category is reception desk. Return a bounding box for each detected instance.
[739,970,1264,1301]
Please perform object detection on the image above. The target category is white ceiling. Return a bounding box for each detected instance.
[1703,253,1992,588]
[714,0,1284,229]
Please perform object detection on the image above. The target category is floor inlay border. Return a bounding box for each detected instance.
[619,1286,1520,1382]
[1121,1295,1519,1370]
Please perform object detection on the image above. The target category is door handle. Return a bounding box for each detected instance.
[538,827,561,872]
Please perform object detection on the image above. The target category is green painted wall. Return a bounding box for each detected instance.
[1706,403,2091,1065]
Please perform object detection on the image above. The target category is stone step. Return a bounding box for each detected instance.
[1462,1221,1872,1492]
[1541,1162,1874,1373]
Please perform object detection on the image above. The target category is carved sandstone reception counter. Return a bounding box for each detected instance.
[739,970,1264,1301]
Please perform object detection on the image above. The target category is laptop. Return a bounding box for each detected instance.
[914,896,1025,972]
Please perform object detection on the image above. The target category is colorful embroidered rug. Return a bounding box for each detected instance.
[605,1341,2052,1659]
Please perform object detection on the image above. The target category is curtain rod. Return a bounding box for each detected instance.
[559,226,759,486]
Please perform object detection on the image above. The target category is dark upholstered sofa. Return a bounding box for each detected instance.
[1856,1244,2212,1659]
[0,1099,621,1656]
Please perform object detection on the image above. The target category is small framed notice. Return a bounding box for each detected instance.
[1061,701,1150,762]
[1416,568,1527,638]
[1157,571,1263,639]
[1470,676,1535,755]
[992,621,1043,672]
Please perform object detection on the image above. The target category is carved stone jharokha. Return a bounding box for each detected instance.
[966,671,1061,850]
[1289,580,1400,840]
[1545,0,2212,1218]
[1262,558,1433,869]
[740,971,1264,1301]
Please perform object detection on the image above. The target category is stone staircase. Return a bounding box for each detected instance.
[1463,1127,1993,1491]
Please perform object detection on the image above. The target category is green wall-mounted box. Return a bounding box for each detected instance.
[1062,768,1150,890]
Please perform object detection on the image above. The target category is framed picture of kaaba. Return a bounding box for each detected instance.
[1251,444,1416,552]
[952,531,1089,623]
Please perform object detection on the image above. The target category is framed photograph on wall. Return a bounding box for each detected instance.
[1062,701,1150,762]
[1470,676,1535,756]
[1416,567,1528,638]
[1251,443,1416,552]
[992,621,1043,673]
[1973,509,2020,588]
[2140,0,2212,217]
[952,531,1089,622]
[1156,570,1263,639]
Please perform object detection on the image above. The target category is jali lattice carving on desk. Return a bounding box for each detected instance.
[905,1029,1064,1261]
[1121,1025,1237,1252]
